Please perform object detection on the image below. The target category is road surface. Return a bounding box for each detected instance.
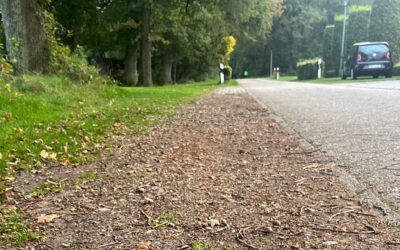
[239,78,400,213]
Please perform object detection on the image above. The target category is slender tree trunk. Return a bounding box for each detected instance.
[0,0,49,74]
[161,57,173,85]
[140,1,152,86]
[173,63,177,84]
[123,42,138,86]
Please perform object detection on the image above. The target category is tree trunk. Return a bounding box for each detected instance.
[0,0,49,74]
[123,42,138,86]
[161,58,173,85]
[173,63,177,84]
[139,1,152,86]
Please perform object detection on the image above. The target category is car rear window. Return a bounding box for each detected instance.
[359,44,389,54]
[359,44,389,61]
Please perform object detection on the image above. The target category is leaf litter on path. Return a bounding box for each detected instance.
[3,90,400,249]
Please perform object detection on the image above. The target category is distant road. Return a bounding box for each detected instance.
[239,78,400,212]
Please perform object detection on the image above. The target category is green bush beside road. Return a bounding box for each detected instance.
[297,58,324,80]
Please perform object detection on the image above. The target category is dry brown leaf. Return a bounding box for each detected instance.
[137,241,151,249]
[37,214,59,223]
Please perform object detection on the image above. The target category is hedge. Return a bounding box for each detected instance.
[322,25,334,72]
[369,0,400,63]
[346,6,371,52]
[297,58,324,80]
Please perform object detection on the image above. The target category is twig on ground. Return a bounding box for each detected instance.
[312,227,376,235]
[236,228,258,249]
[140,209,152,226]
[329,209,355,221]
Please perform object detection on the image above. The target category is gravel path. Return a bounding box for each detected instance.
[239,78,400,216]
[3,88,400,249]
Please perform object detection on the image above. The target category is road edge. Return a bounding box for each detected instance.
[240,85,400,226]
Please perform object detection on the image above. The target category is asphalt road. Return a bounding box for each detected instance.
[239,78,400,212]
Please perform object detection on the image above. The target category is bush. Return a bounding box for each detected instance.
[322,25,334,71]
[297,58,324,80]
[49,44,102,84]
[45,12,104,84]
[223,65,232,81]
[369,0,400,63]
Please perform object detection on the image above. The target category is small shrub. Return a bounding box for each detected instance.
[45,12,104,84]
[297,58,324,80]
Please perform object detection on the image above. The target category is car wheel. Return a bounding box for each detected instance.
[386,72,393,78]
[351,69,357,80]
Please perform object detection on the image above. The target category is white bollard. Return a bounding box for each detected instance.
[220,63,225,84]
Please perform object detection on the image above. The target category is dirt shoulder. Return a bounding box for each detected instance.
[4,87,400,249]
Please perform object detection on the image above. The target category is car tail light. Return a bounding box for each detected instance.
[386,51,391,61]
[357,53,362,62]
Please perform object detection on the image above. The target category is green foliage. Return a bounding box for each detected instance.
[369,0,400,63]
[267,1,326,74]
[346,6,371,52]
[223,65,232,81]
[44,12,103,84]
[49,44,102,84]
[297,58,324,80]
[322,25,334,71]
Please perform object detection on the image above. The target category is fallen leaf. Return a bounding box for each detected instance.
[37,214,59,223]
[40,150,49,159]
[49,152,57,160]
[0,153,2,160]
[138,241,151,249]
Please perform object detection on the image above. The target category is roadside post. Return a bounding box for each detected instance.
[276,67,280,79]
[318,59,322,79]
[220,63,225,84]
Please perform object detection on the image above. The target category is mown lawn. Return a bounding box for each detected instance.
[0,75,230,185]
[269,75,400,84]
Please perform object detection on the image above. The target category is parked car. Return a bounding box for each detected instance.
[342,42,393,80]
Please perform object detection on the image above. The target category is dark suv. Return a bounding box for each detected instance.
[342,42,393,80]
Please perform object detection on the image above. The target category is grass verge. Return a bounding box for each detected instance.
[0,74,236,246]
[0,75,233,195]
